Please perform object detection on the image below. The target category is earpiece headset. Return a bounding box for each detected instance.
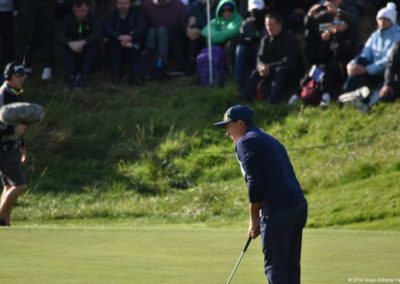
[3,62,24,81]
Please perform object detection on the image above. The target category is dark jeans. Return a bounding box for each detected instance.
[319,61,347,97]
[188,37,205,60]
[0,12,14,67]
[110,41,141,74]
[145,26,186,68]
[260,201,308,284]
[62,44,98,76]
[17,0,54,67]
[221,38,238,73]
[241,65,296,104]
[234,43,258,89]
[343,57,383,92]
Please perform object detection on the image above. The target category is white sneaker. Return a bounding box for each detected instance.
[41,67,52,80]
[338,86,370,103]
[320,93,330,108]
[288,94,299,105]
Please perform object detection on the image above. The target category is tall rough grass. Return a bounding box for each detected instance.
[15,76,400,230]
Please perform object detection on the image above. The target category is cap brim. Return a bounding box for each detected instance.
[14,68,26,76]
[213,121,229,128]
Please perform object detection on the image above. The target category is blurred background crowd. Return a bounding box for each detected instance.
[0,0,399,110]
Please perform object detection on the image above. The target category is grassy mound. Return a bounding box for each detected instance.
[15,76,400,230]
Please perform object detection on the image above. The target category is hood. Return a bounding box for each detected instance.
[215,0,238,19]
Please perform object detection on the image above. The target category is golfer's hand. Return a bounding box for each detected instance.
[248,219,261,239]
[248,225,260,239]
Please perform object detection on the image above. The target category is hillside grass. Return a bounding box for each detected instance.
[13,75,400,230]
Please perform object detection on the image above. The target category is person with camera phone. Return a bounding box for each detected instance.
[300,0,360,107]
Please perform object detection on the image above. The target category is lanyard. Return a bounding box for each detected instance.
[78,21,83,36]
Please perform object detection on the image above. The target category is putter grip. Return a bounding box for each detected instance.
[243,237,252,252]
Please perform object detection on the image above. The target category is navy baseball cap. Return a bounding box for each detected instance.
[213,105,254,128]
[4,62,26,79]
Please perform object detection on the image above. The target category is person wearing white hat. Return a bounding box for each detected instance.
[248,0,264,11]
[343,2,400,92]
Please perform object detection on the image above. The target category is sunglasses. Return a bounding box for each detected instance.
[222,7,233,12]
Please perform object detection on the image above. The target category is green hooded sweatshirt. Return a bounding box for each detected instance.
[201,0,243,45]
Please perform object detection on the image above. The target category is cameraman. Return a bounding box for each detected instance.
[0,63,27,227]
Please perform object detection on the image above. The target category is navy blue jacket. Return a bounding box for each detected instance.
[235,126,305,214]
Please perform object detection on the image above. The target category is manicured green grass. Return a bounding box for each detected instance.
[1,227,399,283]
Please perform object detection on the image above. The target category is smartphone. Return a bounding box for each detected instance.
[319,23,331,32]
[332,19,346,25]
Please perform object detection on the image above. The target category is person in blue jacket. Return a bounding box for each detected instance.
[343,2,400,92]
[214,104,308,284]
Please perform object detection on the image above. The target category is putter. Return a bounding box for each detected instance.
[226,237,252,284]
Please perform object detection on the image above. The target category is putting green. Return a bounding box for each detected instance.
[0,227,399,283]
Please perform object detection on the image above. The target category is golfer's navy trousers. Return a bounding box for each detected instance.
[260,201,308,284]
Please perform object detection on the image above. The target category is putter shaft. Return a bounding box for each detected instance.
[226,237,252,284]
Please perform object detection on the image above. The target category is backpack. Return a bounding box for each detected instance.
[299,65,324,105]
[196,46,225,86]
[300,78,322,105]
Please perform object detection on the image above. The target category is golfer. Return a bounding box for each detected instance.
[214,105,308,283]
[0,62,28,226]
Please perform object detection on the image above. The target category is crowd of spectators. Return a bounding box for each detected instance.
[0,0,399,110]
